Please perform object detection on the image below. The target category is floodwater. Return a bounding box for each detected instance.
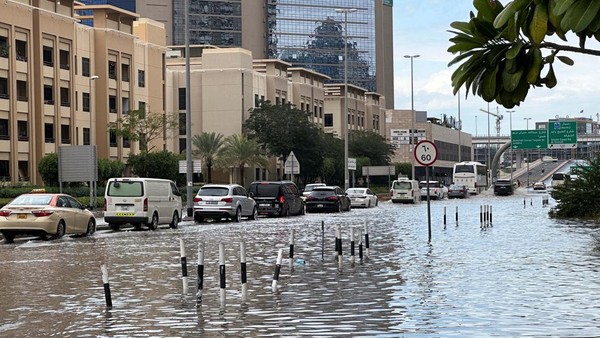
[1,191,600,337]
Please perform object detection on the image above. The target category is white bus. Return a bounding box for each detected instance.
[452,161,488,194]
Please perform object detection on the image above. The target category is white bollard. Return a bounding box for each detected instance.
[272,248,283,292]
[101,264,112,308]
[480,205,483,228]
[180,238,188,295]
[350,227,355,264]
[289,229,295,269]
[219,243,226,305]
[240,242,247,302]
[196,243,204,299]
[364,222,370,258]
[337,225,343,268]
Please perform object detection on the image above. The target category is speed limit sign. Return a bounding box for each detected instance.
[414,140,438,166]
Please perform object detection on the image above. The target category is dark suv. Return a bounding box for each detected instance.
[494,179,514,196]
[248,181,305,217]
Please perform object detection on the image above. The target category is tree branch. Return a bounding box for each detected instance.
[540,41,600,56]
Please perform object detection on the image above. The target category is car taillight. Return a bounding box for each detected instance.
[279,196,285,204]
[306,196,314,201]
[32,210,54,217]
[326,196,338,201]
[104,202,106,212]
[221,197,233,203]
[143,198,148,212]
[390,190,393,194]
[0,210,11,217]
[193,197,202,202]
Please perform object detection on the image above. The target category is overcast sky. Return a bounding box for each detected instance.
[392,0,600,136]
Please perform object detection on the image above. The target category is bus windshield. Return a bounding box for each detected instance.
[454,165,475,174]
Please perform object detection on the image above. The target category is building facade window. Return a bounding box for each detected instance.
[83,127,90,145]
[108,60,117,79]
[0,77,8,99]
[82,57,90,76]
[44,123,54,143]
[138,70,145,87]
[59,49,70,70]
[0,119,9,140]
[324,113,333,127]
[61,124,70,144]
[109,129,117,147]
[16,39,27,61]
[179,113,186,135]
[109,95,117,113]
[17,120,28,141]
[178,88,186,110]
[82,92,90,112]
[0,36,8,58]
[16,80,27,101]
[43,46,53,67]
[0,160,9,180]
[43,85,53,104]
[60,87,70,107]
[121,63,130,82]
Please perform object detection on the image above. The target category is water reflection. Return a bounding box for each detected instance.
[1,194,600,336]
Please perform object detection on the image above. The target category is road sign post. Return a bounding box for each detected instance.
[414,140,438,243]
[284,151,300,182]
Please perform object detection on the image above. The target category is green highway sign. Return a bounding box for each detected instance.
[511,129,548,150]
[548,121,577,148]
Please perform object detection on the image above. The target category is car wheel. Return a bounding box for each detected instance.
[249,207,258,220]
[2,232,14,243]
[109,223,121,231]
[234,207,242,222]
[282,205,290,217]
[147,213,158,230]
[51,221,66,240]
[301,204,306,215]
[346,202,351,212]
[169,211,179,229]
[194,213,203,224]
[337,202,342,213]
[84,218,96,236]
[367,200,371,208]
[375,199,379,206]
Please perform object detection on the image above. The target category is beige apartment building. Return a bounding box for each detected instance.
[386,109,473,182]
[165,47,386,184]
[0,0,167,185]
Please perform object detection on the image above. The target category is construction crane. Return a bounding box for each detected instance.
[479,107,503,136]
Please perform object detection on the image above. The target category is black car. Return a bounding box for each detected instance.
[305,186,351,213]
[494,179,514,196]
[248,181,304,217]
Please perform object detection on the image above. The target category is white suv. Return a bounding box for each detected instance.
[193,184,257,223]
[301,183,327,200]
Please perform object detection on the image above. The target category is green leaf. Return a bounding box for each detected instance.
[494,0,533,28]
[530,1,548,45]
[481,66,499,101]
[545,64,557,88]
[553,0,577,16]
[526,47,543,83]
[506,40,523,59]
[557,55,574,65]
[561,0,600,33]
[502,64,524,92]
[474,0,504,23]
[449,21,472,34]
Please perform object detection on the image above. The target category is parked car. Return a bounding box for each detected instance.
[345,188,378,208]
[494,179,515,196]
[301,183,327,200]
[447,184,469,199]
[104,177,182,231]
[193,184,257,223]
[533,181,547,190]
[248,181,304,217]
[0,190,96,243]
[419,181,448,200]
[305,186,351,213]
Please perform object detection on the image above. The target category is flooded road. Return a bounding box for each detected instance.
[1,191,599,336]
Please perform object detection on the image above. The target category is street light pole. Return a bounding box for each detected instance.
[88,75,98,209]
[404,54,420,180]
[506,110,515,181]
[524,117,532,187]
[335,8,357,190]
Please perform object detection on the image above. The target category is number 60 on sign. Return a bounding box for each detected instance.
[414,140,438,166]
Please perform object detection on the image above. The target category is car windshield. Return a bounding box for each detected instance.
[304,184,324,192]
[198,187,230,196]
[495,180,512,186]
[419,181,439,188]
[448,185,463,190]
[107,181,143,197]
[250,184,280,197]
[11,194,53,206]
[346,189,365,194]
[392,181,412,189]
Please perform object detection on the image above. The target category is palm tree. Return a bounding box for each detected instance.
[217,134,269,186]
[192,132,225,183]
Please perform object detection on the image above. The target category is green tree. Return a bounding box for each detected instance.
[38,153,59,186]
[448,0,600,108]
[349,130,394,166]
[98,158,125,184]
[244,101,325,182]
[111,109,179,152]
[394,162,413,179]
[551,156,600,218]
[217,134,269,187]
[192,131,224,183]
[127,151,183,184]
[320,133,344,186]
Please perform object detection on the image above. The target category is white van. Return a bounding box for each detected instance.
[104,177,182,231]
[390,179,421,204]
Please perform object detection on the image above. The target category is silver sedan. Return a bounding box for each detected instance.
[345,188,378,208]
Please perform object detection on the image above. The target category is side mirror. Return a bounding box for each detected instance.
[249,192,254,198]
